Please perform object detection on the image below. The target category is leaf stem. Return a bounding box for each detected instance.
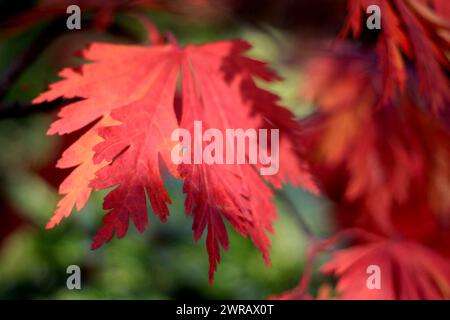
[275,189,317,241]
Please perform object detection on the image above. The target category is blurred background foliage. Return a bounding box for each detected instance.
[0,0,335,299]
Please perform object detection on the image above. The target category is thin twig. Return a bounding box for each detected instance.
[0,19,67,101]
[0,98,79,119]
[275,189,317,241]
[0,15,143,118]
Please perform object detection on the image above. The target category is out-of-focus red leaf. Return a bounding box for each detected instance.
[342,0,450,113]
[302,48,450,233]
[322,237,450,299]
[0,195,28,249]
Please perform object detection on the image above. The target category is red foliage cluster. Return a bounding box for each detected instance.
[277,0,450,299]
[24,0,450,298]
[34,38,316,283]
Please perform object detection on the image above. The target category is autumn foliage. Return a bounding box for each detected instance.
[286,0,450,299]
[2,0,446,299]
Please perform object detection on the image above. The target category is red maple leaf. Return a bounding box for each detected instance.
[322,237,450,299]
[34,37,315,282]
[273,230,450,300]
[301,48,450,232]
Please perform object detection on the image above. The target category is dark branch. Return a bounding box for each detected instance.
[0,98,79,119]
[0,19,67,101]
[0,15,143,119]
